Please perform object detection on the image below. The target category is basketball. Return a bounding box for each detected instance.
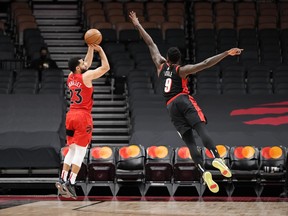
[84,29,102,45]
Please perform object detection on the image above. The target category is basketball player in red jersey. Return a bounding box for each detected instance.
[55,44,110,198]
[130,11,243,193]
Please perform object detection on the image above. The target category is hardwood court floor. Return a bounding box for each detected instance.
[0,196,288,216]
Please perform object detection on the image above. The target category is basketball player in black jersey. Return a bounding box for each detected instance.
[130,11,243,193]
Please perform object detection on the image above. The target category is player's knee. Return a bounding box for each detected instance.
[63,144,76,166]
[72,145,87,167]
[182,129,193,143]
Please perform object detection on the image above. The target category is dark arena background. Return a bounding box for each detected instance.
[0,0,288,215]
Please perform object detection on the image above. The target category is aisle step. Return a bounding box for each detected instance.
[93,94,125,100]
[92,107,126,113]
[93,128,129,133]
[93,120,128,126]
[93,101,126,106]
[34,13,78,19]
[39,26,81,32]
[57,61,98,69]
[49,47,87,53]
[45,39,84,46]
[37,19,78,26]
[33,1,129,146]
[33,4,78,9]
[50,53,85,61]
[34,10,78,16]
[41,32,83,39]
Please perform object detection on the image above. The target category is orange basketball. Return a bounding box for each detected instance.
[84,29,102,45]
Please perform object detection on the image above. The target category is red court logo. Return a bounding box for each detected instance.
[230,101,288,126]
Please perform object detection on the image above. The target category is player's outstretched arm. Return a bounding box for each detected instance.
[129,11,166,74]
[83,44,110,81]
[84,45,94,69]
[179,48,243,78]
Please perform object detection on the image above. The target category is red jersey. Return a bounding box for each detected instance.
[67,73,93,112]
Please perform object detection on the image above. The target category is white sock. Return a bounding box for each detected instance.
[69,172,77,185]
[61,170,68,181]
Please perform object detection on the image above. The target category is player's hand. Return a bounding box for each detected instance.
[129,11,140,26]
[89,44,101,52]
[227,48,243,56]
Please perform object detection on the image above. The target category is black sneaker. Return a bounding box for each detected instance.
[63,181,77,199]
[55,179,69,198]
[280,191,287,198]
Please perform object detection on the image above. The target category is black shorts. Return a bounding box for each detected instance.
[166,94,206,136]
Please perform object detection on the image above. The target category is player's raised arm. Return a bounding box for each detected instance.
[84,46,94,69]
[178,48,243,78]
[83,29,103,70]
[83,44,110,82]
[129,11,166,75]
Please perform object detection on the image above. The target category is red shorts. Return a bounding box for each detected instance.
[66,109,93,147]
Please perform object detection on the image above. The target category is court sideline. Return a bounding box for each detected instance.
[0,196,288,216]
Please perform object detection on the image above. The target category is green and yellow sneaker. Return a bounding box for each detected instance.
[212,158,232,178]
[202,171,219,193]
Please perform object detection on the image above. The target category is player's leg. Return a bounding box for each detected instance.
[63,112,92,198]
[167,96,219,193]
[63,144,87,199]
[182,129,219,193]
[68,144,87,184]
[194,122,231,178]
[56,111,76,196]
[56,144,76,197]
[194,122,220,157]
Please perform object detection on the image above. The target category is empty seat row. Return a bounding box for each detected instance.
[83,1,185,28]
[0,68,64,95]
[59,144,287,197]
[192,1,288,30]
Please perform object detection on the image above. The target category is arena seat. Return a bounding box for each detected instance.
[144,145,174,196]
[115,144,145,196]
[87,145,116,196]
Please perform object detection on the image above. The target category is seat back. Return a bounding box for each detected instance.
[259,146,287,172]
[174,146,201,181]
[230,145,259,170]
[116,144,145,170]
[145,145,174,181]
[88,146,115,181]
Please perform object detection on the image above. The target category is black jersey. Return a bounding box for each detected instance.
[159,63,189,102]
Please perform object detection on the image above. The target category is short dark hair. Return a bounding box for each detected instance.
[40,47,48,52]
[167,47,181,64]
[68,57,81,72]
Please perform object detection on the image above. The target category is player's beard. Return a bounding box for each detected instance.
[81,68,87,74]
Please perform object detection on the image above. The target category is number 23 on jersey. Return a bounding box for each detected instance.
[70,88,83,104]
